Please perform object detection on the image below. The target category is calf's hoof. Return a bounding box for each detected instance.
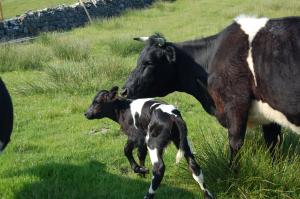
[139,167,149,174]
[204,190,215,199]
[144,192,155,199]
[134,166,149,175]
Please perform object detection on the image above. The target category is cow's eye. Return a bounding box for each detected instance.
[142,66,154,76]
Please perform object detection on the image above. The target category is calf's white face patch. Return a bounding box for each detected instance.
[130,98,153,128]
[235,15,269,86]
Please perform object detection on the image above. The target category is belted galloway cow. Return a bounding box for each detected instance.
[121,16,300,165]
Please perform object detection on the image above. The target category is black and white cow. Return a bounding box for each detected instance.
[0,78,13,153]
[121,16,300,165]
[85,86,214,199]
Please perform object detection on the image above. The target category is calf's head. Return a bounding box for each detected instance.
[121,34,177,99]
[85,86,118,120]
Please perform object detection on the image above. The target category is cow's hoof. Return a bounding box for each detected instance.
[230,164,240,175]
[144,192,155,199]
[229,161,240,175]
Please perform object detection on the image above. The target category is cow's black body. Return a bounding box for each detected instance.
[0,78,13,152]
[121,16,300,164]
[253,17,300,125]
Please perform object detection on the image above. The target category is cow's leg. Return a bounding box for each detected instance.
[225,102,250,171]
[180,138,214,199]
[209,86,251,169]
[137,144,149,176]
[124,139,146,175]
[262,123,282,158]
[144,147,165,199]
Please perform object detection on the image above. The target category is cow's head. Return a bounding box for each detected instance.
[85,86,119,120]
[121,33,177,99]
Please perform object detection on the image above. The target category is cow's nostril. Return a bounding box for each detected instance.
[120,88,128,97]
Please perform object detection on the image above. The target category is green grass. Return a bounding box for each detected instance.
[2,0,76,19]
[1,0,300,198]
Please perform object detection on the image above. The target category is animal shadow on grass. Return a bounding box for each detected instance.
[12,161,196,199]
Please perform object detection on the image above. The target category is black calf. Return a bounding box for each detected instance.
[85,86,214,199]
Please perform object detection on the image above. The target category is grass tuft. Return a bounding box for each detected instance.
[107,37,144,57]
[50,37,91,61]
[14,57,130,95]
[0,43,52,72]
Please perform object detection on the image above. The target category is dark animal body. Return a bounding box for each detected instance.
[121,16,300,164]
[85,87,214,199]
[0,78,13,152]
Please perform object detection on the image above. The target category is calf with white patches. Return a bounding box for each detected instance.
[85,86,214,199]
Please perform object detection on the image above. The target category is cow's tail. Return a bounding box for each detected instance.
[174,117,193,164]
[0,78,13,152]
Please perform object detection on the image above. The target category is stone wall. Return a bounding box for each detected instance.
[0,0,154,42]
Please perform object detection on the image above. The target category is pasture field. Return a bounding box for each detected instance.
[1,0,300,198]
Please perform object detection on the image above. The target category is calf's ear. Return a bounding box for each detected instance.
[165,46,176,63]
[109,86,119,99]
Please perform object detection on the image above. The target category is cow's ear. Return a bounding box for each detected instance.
[133,37,149,42]
[165,46,176,63]
[109,86,119,99]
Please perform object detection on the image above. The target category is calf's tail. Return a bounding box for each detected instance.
[174,118,193,164]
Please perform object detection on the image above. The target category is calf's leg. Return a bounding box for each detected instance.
[124,139,147,175]
[144,147,165,199]
[180,138,214,199]
[138,144,148,167]
[137,144,149,176]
